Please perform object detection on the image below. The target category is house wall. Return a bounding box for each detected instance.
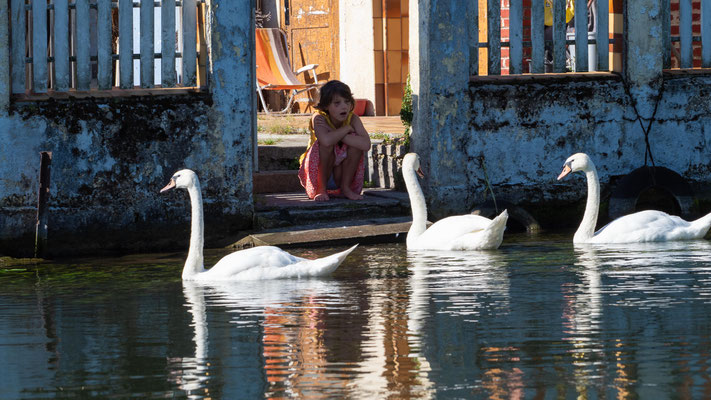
[0,0,256,257]
[339,0,376,104]
[412,0,711,227]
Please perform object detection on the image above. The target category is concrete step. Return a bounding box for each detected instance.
[253,188,411,230]
[258,144,304,171]
[253,170,302,194]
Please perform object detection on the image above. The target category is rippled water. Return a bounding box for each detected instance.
[3,236,711,398]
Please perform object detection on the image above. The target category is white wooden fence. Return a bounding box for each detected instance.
[664,0,711,68]
[475,0,709,76]
[10,0,204,94]
[472,0,610,75]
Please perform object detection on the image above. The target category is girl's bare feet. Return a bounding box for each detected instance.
[314,192,330,202]
[342,188,363,200]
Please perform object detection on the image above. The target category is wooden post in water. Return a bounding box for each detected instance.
[34,152,52,258]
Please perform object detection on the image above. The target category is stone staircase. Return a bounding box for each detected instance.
[248,141,412,247]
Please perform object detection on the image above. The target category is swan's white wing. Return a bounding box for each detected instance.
[592,210,693,243]
[414,215,493,249]
[196,245,357,281]
[197,246,306,280]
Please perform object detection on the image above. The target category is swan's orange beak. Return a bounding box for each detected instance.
[557,165,572,181]
[416,167,425,178]
[160,179,176,193]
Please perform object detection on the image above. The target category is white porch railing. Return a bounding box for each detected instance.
[664,0,711,69]
[472,0,610,75]
[10,0,205,95]
[475,0,710,76]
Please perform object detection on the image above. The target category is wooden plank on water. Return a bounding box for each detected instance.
[75,0,90,90]
[11,0,26,93]
[97,0,112,90]
[552,0,566,73]
[597,0,609,71]
[680,0,692,68]
[530,0,544,73]
[161,0,176,87]
[54,0,70,91]
[119,0,133,88]
[32,0,48,92]
[487,0,500,75]
[182,0,197,86]
[509,0,522,74]
[140,0,154,88]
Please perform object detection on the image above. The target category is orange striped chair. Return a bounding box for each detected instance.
[256,28,322,114]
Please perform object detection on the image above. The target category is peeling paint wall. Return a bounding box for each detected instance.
[413,0,711,226]
[0,0,256,257]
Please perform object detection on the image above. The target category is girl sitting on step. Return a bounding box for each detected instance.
[298,80,371,201]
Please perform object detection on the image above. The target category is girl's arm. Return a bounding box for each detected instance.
[313,114,353,146]
[340,115,372,151]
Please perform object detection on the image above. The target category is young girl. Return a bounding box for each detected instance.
[298,80,371,201]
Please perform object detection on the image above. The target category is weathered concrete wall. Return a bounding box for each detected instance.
[413,0,711,228]
[462,74,711,228]
[0,0,256,257]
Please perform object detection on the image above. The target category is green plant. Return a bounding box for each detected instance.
[399,74,413,148]
[369,132,391,142]
[258,138,282,145]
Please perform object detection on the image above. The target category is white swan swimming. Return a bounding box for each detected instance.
[402,153,508,250]
[557,153,711,244]
[160,169,357,280]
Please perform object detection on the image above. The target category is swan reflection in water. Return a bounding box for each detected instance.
[567,240,711,397]
[171,278,346,398]
[407,249,515,397]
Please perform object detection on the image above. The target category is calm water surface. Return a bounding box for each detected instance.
[3,235,711,398]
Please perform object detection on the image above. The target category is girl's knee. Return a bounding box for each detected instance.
[346,146,363,157]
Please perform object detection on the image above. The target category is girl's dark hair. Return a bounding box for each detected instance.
[315,80,354,112]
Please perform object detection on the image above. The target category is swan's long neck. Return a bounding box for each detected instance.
[184,183,205,278]
[404,164,428,246]
[574,166,600,243]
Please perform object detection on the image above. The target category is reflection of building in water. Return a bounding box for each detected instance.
[262,298,344,398]
[349,268,432,398]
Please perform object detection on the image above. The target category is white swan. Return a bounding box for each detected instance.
[557,153,711,243]
[160,169,357,280]
[402,153,508,250]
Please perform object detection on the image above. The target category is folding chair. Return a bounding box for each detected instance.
[255,28,322,114]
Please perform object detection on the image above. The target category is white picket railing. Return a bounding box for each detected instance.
[10,0,203,95]
[472,0,610,75]
[475,0,710,75]
[664,0,711,69]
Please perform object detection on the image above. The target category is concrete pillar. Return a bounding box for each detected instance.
[207,0,256,216]
[0,0,10,113]
[624,0,664,118]
[410,0,473,218]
